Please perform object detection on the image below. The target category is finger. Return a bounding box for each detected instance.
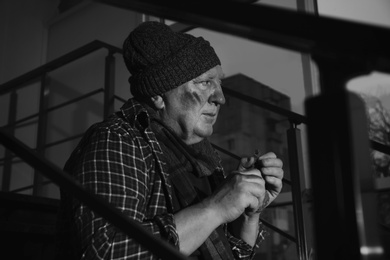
[246,193,262,214]
[231,171,265,188]
[239,168,262,178]
[255,192,270,213]
[245,182,265,202]
[236,174,265,188]
[239,156,256,170]
[258,152,277,160]
[264,175,283,193]
[260,166,284,179]
[259,157,283,168]
[230,170,263,183]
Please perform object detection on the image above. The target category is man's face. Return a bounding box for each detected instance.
[160,65,225,145]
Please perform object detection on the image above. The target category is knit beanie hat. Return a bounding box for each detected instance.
[123,21,221,98]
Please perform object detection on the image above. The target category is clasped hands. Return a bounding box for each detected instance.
[208,150,284,223]
[238,150,284,214]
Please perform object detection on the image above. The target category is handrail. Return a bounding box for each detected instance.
[371,140,390,155]
[44,133,85,149]
[0,40,122,95]
[46,88,104,114]
[262,218,296,243]
[10,179,52,193]
[0,127,188,260]
[96,0,390,73]
[222,87,307,125]
[5,88,104,128]
[114,94,127,103]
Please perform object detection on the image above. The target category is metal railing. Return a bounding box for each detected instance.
[0,40,121,194]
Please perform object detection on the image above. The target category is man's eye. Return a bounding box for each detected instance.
[201,81,211,86]
[193,80,212,89]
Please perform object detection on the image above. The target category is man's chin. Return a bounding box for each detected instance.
[182,125,214,144]
[196,128,213,140]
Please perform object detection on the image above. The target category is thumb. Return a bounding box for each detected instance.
[238,157,256,171]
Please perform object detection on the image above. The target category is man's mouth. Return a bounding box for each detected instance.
[202,113,217,123]
[203,112,217,118]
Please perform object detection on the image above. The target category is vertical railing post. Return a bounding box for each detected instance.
[305,57,385,260]
[287,122,308,260]
[2,90,18,192]
[33,73,50,196]
[104,51,115,119]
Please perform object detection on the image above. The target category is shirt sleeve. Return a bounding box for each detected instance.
[225,222,268,260]
[68,124,179,260]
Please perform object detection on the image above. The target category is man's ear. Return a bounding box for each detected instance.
[151,95,165,110]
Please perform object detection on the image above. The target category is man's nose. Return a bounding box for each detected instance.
[210,83,226,105]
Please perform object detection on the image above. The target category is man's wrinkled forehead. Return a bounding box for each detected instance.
[194,66,225,81]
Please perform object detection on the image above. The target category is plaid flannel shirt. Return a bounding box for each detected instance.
[62,98,261,259]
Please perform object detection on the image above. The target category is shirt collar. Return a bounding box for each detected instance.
[120,98,150,130]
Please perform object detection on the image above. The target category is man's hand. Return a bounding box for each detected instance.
[238,151,284,213]
[177,150,283,251]
[204,167,265,224]
[204,151,283,224]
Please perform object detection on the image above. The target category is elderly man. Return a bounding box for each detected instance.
[59,21,283,260]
